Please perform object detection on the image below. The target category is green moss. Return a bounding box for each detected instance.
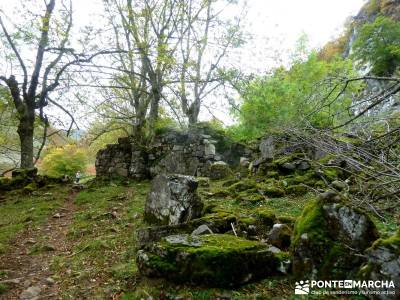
[358,263,373,278]
[285,185,308,196]
[275,251,291,262]
[292,198,327,245]
[255,208,276,227]
[23,182,38,194]
[368,229,400,255]
[238,217,257,226]
[209,163,233,180]
[267,171,280,179]
[196,177,210,187]
[202,202,218,215]
[238,194,265,204]
[146,253,179,273]
[272,153,304,166]
[111,261,137,280]
[221,178,239,187]
[277,215,297,226]
[336,135,363,146]
[144,234,280,287]
[258,184,285,198]
[227,180,257,193]
[322,167,342,182]
[209,189,232,198]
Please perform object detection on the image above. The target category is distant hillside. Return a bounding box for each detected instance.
[319,0,400,61]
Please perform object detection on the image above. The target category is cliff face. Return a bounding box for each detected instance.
[319,0,400,60]
[356,0,400,22]
[344,0,400,57]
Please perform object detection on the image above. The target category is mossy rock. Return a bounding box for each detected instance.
[255,208,277,227]
[358,229,400,296]
[266,171,280,179]
[268,224,292,249]
[209,162,233,180]
[221,178,240,188]
[272,153,304,166]
[192,210,237,233]
[291,191,379,280]
[137,208,237,247]
[23,182,38,194]
[258,184,285,198]
[322,167,343,182]
[276,215,297,227]
[285,184,308,196]
[227,180,257,193]
[196,177,210,188]
[137,234,281,287]
[237,193,265,205]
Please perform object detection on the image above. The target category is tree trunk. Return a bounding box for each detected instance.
[17,113,35,169]
[148,87,161,139]
[188,102,200,125]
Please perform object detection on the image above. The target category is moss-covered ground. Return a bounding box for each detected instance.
[0,175,398,299]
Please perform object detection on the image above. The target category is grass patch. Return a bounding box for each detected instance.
[50,179,149,299]
[0,185,67,253]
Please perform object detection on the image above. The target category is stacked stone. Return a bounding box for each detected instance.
[95,127,250,179]
[95,137,132,177]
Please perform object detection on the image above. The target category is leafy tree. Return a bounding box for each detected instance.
[229,52,360,141]
[352,16,400,76]
[40,144,87,178]
[0,0,117,169]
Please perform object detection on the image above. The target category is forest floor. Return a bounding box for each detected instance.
[0,178,396,299]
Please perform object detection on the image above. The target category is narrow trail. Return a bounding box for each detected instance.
[0,188,78,300]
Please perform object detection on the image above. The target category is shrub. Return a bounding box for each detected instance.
[352,16,400,76]
[40,144,87,178]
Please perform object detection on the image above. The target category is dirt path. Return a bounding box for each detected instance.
[0,189,78,300]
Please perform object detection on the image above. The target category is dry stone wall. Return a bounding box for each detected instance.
[95,127,251,179]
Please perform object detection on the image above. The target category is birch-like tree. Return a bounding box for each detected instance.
[0,0,117,169]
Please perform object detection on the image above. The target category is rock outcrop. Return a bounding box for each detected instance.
[136,234,282,287]
[144,174,203,225]
[291,190,379,279]
[359,229,400,299]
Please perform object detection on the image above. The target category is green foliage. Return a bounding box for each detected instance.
[85,119,128,163]
[352,16,400,76]
[154,115,179,135]
[229,50,358,141]
[40,144,88,178]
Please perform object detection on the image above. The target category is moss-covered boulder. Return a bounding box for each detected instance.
[285,184,308,196]
[196,177,210,187]
[255,208,277,228]
[258,183,285,198]
[268,224,292,249]
[209,162,233,180]
[292,190,379,280]
[358,230,400,299]
[227,179,257,193]
[22,182,38,194]
[137,234,281,287]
